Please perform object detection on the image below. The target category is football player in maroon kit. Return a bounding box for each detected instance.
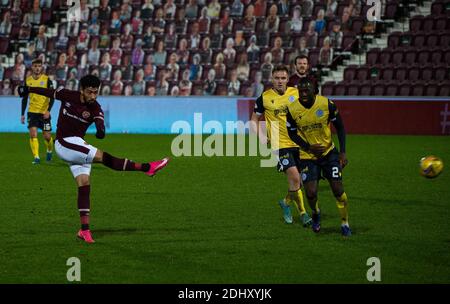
[18,75,169,243]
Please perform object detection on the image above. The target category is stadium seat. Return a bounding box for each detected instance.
[379,49,392,65]
[412,33,426,48]
[424,83,439,96]
[422,17,435,32]
[439,32,450,47]
[421,66,434,81]
[438,83,450,96]
[385,83,398,96]
[334,84,346,96]
[388,32,401,48]
[395,66,408,82]
[321,81,335,96]
[434,66,448,81]
[344,65,357,82]
[431,2,445,15]
[351,17,364,34]
[404,49,417,65]
[417,50,430,65]
[426,34,439,48]
[385,2,398,20]
[346,83,359,96]
[356,67,369,81]
[409,15,424,32]
[435,17,449,30]
[360,83,372,96]
[366,48,380,65]
[445,49,450,65]
[381,67,395,81]
[398,82,411,96]
[408,66,421,81]
[411,83,425,96]
[391,50,404,65]
[372,84,385,96]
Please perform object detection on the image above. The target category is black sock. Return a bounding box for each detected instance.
[141,163,150,171]
[81,224,89,231]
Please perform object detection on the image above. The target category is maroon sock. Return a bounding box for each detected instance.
[78,185,90,230]
[102,152,149,171]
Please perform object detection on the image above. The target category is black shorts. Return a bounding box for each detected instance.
[276,148,300,172]
[299,148,342,183]
[27,112,52,131]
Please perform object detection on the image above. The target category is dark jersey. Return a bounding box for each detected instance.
[288,73,319,94]
[27,87,105,140]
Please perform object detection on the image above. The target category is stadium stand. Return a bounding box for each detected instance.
[0,0,448,96]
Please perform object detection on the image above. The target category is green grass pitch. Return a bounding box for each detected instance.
[0,133,449,283]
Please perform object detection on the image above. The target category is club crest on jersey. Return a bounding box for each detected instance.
[316,109,324,118]
[40,81,45,85]
[82,111,90,119]
[288,95,295,103]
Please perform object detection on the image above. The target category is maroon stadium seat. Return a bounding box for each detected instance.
[439,33,450,47]
[381,67,395,81]
[417,50,430,65]
[445,49,450,65]
[424,83,439,96]
[321,82,335,96]
[342,33,357,51]
[404,49,417,65]
[344,65,357,82]
[334,84,346,96]
[385,2,398,20]
[360,83,372,96]
[426,34,439,48]
[351,17,364,33]
[388,32,401,48]
[422,17,435,32]
[0,37,8,54]
[391,50,404,65]
[398,82,411,96]
[395,66,408,82]
[356,67,369,81]
[346,83,359,96]
[431,2,445,15]
[379,49,392,65]
[366,48,380,65]
[385,83,398,96]
[308,49,320,67]
[372,84,385,96]
[411,83,425,96]
[408,66,421,81]
[409,15,424,32]
[412,33,426,48]
[435,17,448,30]
[434,66,448,81]
[438,83,450,96]
[421,66,434,81]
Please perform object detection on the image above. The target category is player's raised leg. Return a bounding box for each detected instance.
[92,150,169,176]
[29,127,40,164]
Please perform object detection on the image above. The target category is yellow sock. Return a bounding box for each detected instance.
[288,189,306,215]
[44,137,53,153]
[29,138,39,159]
[336,192,349,225]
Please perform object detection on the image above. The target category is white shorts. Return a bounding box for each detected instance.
[55,137,98,178]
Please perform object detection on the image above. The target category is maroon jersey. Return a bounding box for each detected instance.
[288,73,319,94]
[28,87,105,140]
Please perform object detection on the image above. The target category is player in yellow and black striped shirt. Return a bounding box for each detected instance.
[286,79,351,236]
[20,59,54,164]
[250,65,312,227]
